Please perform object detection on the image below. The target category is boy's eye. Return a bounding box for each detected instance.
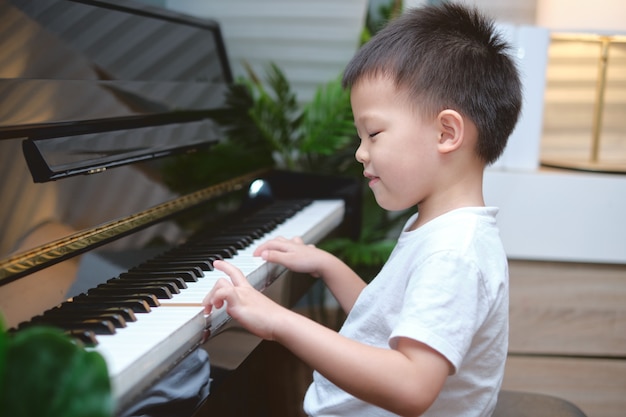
[368,131,380,138]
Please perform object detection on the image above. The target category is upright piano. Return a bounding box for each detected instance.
[0,1,360,415]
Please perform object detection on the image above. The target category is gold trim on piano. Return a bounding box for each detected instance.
[0,169,269,285]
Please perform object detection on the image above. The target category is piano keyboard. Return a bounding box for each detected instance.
[26,199,344,411]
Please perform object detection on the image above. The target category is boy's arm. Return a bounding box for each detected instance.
[278,310,451,416]
[203,260,450,417]
[316,254,366,313]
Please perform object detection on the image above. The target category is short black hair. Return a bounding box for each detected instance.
[342,2,522,165]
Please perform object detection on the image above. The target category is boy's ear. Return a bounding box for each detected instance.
[436,109,464,154]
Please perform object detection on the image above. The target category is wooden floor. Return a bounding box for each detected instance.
[196,260,626,417]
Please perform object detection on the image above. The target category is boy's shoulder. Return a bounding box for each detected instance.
[405,207,502,256]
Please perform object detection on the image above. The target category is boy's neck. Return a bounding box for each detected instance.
[409,167,485,231]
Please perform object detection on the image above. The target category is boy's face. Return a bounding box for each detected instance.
[351,75,441,212]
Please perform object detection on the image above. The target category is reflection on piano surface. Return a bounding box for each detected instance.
[0,1,361,415]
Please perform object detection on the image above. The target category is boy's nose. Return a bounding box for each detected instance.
[355,144,368,164]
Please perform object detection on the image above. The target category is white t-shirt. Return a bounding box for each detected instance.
[303,207,509,417]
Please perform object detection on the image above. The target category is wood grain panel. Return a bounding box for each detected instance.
[503,355,626,417]
[506,261,626,417]
[508,260,626,355]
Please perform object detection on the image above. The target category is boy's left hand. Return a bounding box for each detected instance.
[202,259,287,341]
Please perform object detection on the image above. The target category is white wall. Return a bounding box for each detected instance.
[491,24,549,171]
[403,0,537,25]
[165,0,368,103]
[484,168,626,264]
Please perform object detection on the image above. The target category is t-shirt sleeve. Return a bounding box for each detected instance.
[388,251,490,373]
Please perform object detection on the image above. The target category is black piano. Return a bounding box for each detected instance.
[0,1,360,415]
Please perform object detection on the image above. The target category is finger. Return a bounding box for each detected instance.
[253,237,293,257]
[212,260,251,287]
[202,277,231,310]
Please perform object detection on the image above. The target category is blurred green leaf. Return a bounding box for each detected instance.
[301,76,354,156]
[0,325,113,417]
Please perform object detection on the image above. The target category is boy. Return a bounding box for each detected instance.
[203,3,522,416]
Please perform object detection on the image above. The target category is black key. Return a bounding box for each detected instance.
[140,259,213,271]
[42,309,127,328]
[174,246,235,258]
[156,254,223,263]
[70,296,152,313]
[26,318,116,335]
[113,276,187,290]
[53,305,137,322]
[107,278,182,294]
[120,271,198,282]
[67,329,98,346]
[90,284,174,299]
[220,227,267,238]
[194,237,250,249]
[130,265,204,278]
[87,286,166,307]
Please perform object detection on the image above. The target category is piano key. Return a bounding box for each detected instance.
[27,317,117,335]
[140,259,214,271]
[84,291,161,307]
[170,246,236,258]
[88,285,174,300]
[224,227,271,239]
[54,304,138,322]
[67,329,99,346]
[70,296,152,313]
[154,253,223,263]
[113,276,188,290]
[41,310,128,328]
[192,237,251,249]
[120,270,198,282]
[106,278,182,294]
[130,265,204,278]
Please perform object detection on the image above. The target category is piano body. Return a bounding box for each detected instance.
[0,0,360,415]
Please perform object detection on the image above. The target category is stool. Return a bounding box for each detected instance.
[493,390,587,417]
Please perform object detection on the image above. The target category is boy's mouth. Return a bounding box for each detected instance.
[364,172,380,187]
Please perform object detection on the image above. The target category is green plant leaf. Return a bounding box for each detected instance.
[0,326,113,417]
[245,63,303,169]
[301,76,355,156]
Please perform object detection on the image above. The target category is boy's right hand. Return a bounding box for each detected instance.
[253,236,327,278]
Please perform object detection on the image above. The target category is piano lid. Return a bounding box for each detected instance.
[0,0,233,182]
